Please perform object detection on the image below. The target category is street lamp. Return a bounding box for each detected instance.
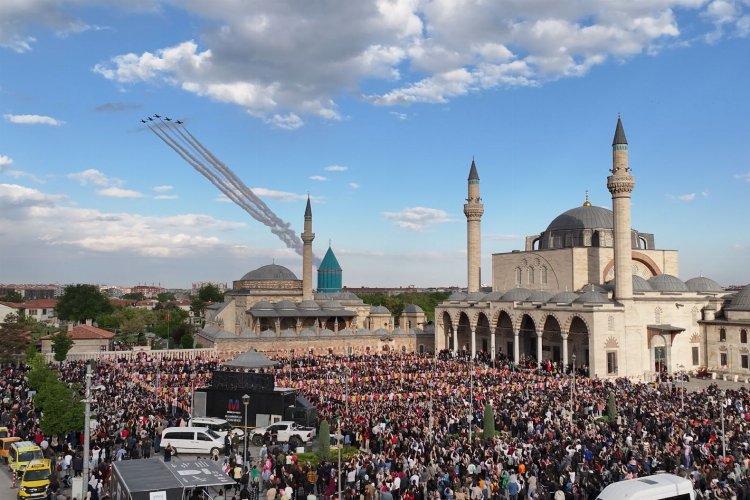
[720,390,726,462]
[242,394,250,465]
[468,356,474,441]
[571,353,577,403]
[678,364,685,410]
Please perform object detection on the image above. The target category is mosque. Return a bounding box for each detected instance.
[435,117,750,380]
[195,198,435,353]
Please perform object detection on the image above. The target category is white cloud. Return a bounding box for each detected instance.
[325,165,349,172]
[0,155,13,172]
[0,182,247,261]
[349,182,360,189]
[97,187,145,198]
[4,114,64,126]
[383,206,452,230]
[389,111,408,120]
[215,194,232,203]
[67,168,121,187]
[251,187,308,202]
[154,194,178,200]
[153,185,174,192]
[265,113,304,130]
[309,175,327,181]
[735,172,750,182]
[669,193,697,201]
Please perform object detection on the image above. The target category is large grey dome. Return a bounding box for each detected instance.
[241,264,298,281]
[250,301,274,311]
[449,292,467,301]
[685,277,723,292]
[546,206,614,232]
[403,304,424,313]
[274,300,297,310]
[298,300,320,310]
[370,305,391,314]
[466,292,486,302]
[728,285,750,310]
[649,274,688,292]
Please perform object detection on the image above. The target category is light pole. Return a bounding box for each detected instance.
[242,394,250,465]
[468,356,474,441]
[428,381,434,439]
[678,364,684,410]
[720,390,726,461]
[337,418,342,500]
[571,353,577,403]
[81,362,93,500]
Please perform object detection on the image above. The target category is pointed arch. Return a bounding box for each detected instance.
[457,311,472,352]
[475,312,491,353]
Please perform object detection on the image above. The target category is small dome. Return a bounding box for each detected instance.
[338,292,359,300]
[392,327,407,336]
[321,300,343,310]
[649,274,688,292]
[501,288,532,301]
[484,291,504,301]
[546,205,614,232]
[319,328,336,337]
[574,290,610,304]
[449,292,467,301]
[298,300,320,310]
[274,300,297,310]
[259,329,277,338]
[370,305,391,314]
[729,284,750,310]
[300,328,317,337]
[685,277,723,293]
[403,304,424,313]
[241,264,298,281]
[549,291,579,304]
[250,301,274,311]
[279,328,297,338]
[466,292,486,302]
[605,276,653,292]
[526,290,554,303]
[578,283,608,294]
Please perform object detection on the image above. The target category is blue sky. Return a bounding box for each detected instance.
[0,0,748,289]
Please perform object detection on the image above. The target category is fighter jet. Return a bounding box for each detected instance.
[154,114,161,118]
[147,117,154,121]
[164,117,172,121]
[140,119,147,123]
[175,120,183,125]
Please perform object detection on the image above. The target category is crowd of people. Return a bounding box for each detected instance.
[3,348,750,499]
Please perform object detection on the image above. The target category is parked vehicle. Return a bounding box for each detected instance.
[189,417,244,439]
[160,427,224,456]
[17,459,52,500]
[249,421,316,448]
[596,473,695,499]
[1,437,21,463]
[8,441,43,472]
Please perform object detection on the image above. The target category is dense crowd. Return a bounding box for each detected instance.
[3,349,750,499]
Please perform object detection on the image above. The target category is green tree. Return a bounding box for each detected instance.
[51,331,75,362]
[0,316,31,363]
[36,380,84,436]
[318,420,331,460]
[180,333,194,348]
[56,284,113,323]
[157,292,176,302]
[122,292,146,301]
[0,291,24,302]
[198,284,224,303]
[482,404,496,440]
[607,392,618,422]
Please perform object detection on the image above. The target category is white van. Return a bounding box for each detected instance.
[597,474,695,500]
[189,417,244,439]
[160,427,225,455]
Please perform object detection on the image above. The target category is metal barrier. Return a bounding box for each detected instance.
[43,348,219,363]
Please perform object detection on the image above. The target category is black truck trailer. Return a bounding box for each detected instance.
[192,370,318,428]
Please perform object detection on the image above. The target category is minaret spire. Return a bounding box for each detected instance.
[464,158,484,294]
[607,115,635,301]
[301,195,315,300]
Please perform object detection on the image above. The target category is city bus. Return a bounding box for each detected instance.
[597,474,695,500]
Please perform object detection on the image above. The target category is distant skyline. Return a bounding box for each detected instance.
[1,1,748,288]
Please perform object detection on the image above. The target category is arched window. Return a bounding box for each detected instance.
[541,266,548,285]
[528,267,535,285]
[654,307,663,324]
[720,328,727,342]
[515,267,522,285]
[742,329,747,344]
[607,315,615,331]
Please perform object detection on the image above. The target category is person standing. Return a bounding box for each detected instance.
[164,444,173,462]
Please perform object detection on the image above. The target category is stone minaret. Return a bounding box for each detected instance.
[607,115,635,301]
[464,159,484,293]
[301,196,315,300]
